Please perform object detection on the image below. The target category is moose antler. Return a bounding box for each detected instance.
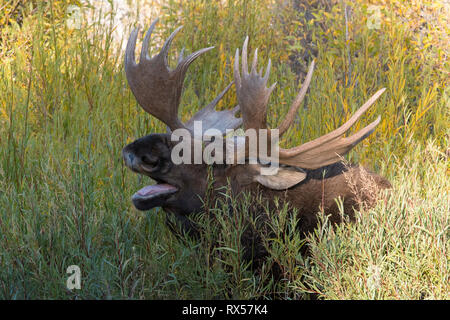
[234,37,385,169]
[125,19,242,134]
[234,36,316,134]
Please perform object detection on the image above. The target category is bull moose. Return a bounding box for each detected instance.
[122,19,391,262]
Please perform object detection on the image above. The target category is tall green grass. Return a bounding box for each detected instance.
[0,0,448,299]
[301,142,449,299]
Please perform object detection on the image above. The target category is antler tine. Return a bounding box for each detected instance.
[233,36,276,131]
[125,27,139,68]
[306,87,385,148]
[234,48,242,90]
[159,25,184,67]
[140,18,159,62]
[251,48,258,75]
[278,89,386,169]
[278,60,315,137]
[279,116,381,168]
[263,58,272,85]
[242,36,249,76]
[176,46,215,75]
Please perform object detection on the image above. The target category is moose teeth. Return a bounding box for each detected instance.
[136,184,178,197]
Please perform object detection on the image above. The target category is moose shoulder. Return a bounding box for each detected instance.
[122,19,391,244]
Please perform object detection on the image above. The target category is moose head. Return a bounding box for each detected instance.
[122,19,389,235]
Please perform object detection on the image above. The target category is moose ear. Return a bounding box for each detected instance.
[253,165,307,190]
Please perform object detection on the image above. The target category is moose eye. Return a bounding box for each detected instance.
[141,154,158,166]
[140,155,160,173]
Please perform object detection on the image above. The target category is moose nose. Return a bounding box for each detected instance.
[122,149,136,168]
[127,153,135,164]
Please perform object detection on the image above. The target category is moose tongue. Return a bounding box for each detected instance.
[132,183,178,211]
[136,184,178,196]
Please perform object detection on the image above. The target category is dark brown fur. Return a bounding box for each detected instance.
[123,134,391,268]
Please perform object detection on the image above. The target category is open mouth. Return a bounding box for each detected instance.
[131,183,178,211]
